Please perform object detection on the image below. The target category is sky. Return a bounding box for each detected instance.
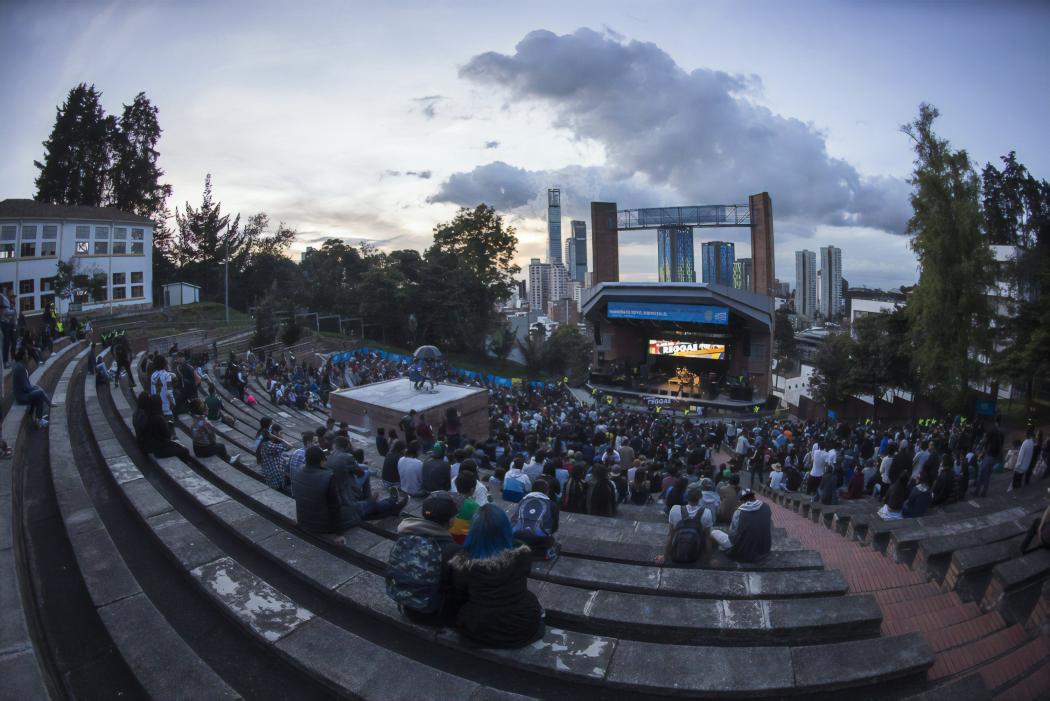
[2,0,1048,290]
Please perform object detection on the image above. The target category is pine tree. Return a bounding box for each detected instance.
[111,92,172,220]
[34,84,117,206]
[901,104,993,412]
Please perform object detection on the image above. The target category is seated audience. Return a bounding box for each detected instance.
[421,442,451,493]
[711,490,772,562]
[717,474,740,523]
[658,481,714,566]
[188,399,237,463]
[386,492,462,624]
[397,441,425,496]
[449,504,544,648]
[585,464,618,516]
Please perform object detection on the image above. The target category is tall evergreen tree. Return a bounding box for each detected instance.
[901,104,993,412]
[174,175,243,299]
[34,84,117,206]
[111,93,172,219]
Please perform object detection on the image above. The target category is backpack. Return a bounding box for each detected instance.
[562,476,587,513]
[385,535,444,614]
[502,475,528,503]
[670,505,707,564]
[512,496,554,544]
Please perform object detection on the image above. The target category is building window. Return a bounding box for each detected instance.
[41,277,55,292]
[42,225,57,240]
[93,286,107,303]
[75,241,89,255]
[19,279,34,294]
[19,296,34,313]
[112,272,126,285]
[131,285,144,298]
[76,225,90,239]
[21,225,37,240]
[0,225,15,259]
[113,227,127,240]
[39,293,54,311]
[131,228,144,255]
[95,226,110,239]
[113,241,127,255]
[112,286,127,300]
[94,241,109,255]
[40,241,57,257]
[19,241,36,258]
[131,271,143,284]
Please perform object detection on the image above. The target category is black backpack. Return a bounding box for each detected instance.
[562,475,588,513]
[385,535,444,614]
[670,505,708,563]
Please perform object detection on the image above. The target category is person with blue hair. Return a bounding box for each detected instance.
[449,504,544,648]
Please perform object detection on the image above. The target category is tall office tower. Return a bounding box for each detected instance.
[701,241,735,286]
[774,279,791,298]
[564,238,573,276]
[749,192,775,296]
[656,226,696,282]
[795,250,817,319]
[547,189,562,264]
[528,258,551,310]
[732,258,753,291]
[820,245,843,319]
[569,220,587,282]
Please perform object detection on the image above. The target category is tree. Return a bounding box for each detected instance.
[110,93,172,221]
[901,104,994,412]
[52,257,106,307]
[518,323,547,374]
[544,325,591,380]
[774,307,796,357]
[174,175,243,299]
[487,321,516,370]
[34,84,117,207]
[427,205,520,347]
[253,292,278,347]
[809,332,854,409]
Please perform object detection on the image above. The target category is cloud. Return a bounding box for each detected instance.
[382,169,432,180]
[483,140,500,149]
[443,28,910,234]
[414,94,444,119]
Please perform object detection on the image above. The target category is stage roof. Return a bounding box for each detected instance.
[581,282,773,328]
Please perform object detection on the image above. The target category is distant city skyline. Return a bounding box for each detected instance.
[2,1,1048,290]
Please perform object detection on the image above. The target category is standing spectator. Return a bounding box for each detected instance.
[448,504,544,648]
[1013,427,1036,490]
[975,422,1003,497]
[150,355,176,419]
[376,427,390,458]
[0,292,16,366]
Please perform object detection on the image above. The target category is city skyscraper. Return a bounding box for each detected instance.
[701,241,735,286]
[820,245,843,319]
[569,220,587,283]
[657,226,695,282]
[547,188,561,264]
[795,249,817,319]
[732,258,753,291]
[528,258,551,311]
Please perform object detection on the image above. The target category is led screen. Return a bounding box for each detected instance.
[607,301,729,325]
[648,339,726,360]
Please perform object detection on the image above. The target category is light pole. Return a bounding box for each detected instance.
[224,226,229,324]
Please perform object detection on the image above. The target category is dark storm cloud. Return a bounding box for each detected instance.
[445,28,910,233]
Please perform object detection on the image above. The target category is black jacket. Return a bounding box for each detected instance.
[382,449,404,484]
[449,545,544,648]
[291,466,339,534]
[421,458,451,493]
[727,501,772,563]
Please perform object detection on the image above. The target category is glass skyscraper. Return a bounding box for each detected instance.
[701,241,735,286]
[568,220,588,283]
[657,226,695,282]
[547,189,561,264]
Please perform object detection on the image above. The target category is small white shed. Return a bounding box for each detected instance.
[163,282,201,307]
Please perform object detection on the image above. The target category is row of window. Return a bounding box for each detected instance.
[2,271,146,312]
[0,224,146,259]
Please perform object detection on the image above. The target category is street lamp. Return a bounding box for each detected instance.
[224,225,229,324]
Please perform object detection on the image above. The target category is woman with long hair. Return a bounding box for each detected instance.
[449,504,544,648]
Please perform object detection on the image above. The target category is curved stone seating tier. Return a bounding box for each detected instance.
[96,374,942,696]
[0,340,82,698]
[94,367,526,699]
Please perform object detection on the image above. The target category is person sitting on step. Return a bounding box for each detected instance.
[710,489,772,563]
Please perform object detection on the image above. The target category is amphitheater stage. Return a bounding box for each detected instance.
[329,378,490,441]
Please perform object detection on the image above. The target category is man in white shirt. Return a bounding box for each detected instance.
[807,443,828,495]
[1013,427,1036,490]
[397,442,425,496]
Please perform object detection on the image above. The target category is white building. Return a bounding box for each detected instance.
[0,199,153,316]
[819,245,843,319]
[162,282,200,306]
[794,249,817,320]
[528,258,551,310]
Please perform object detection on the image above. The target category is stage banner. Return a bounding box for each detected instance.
[607,301,729,325]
